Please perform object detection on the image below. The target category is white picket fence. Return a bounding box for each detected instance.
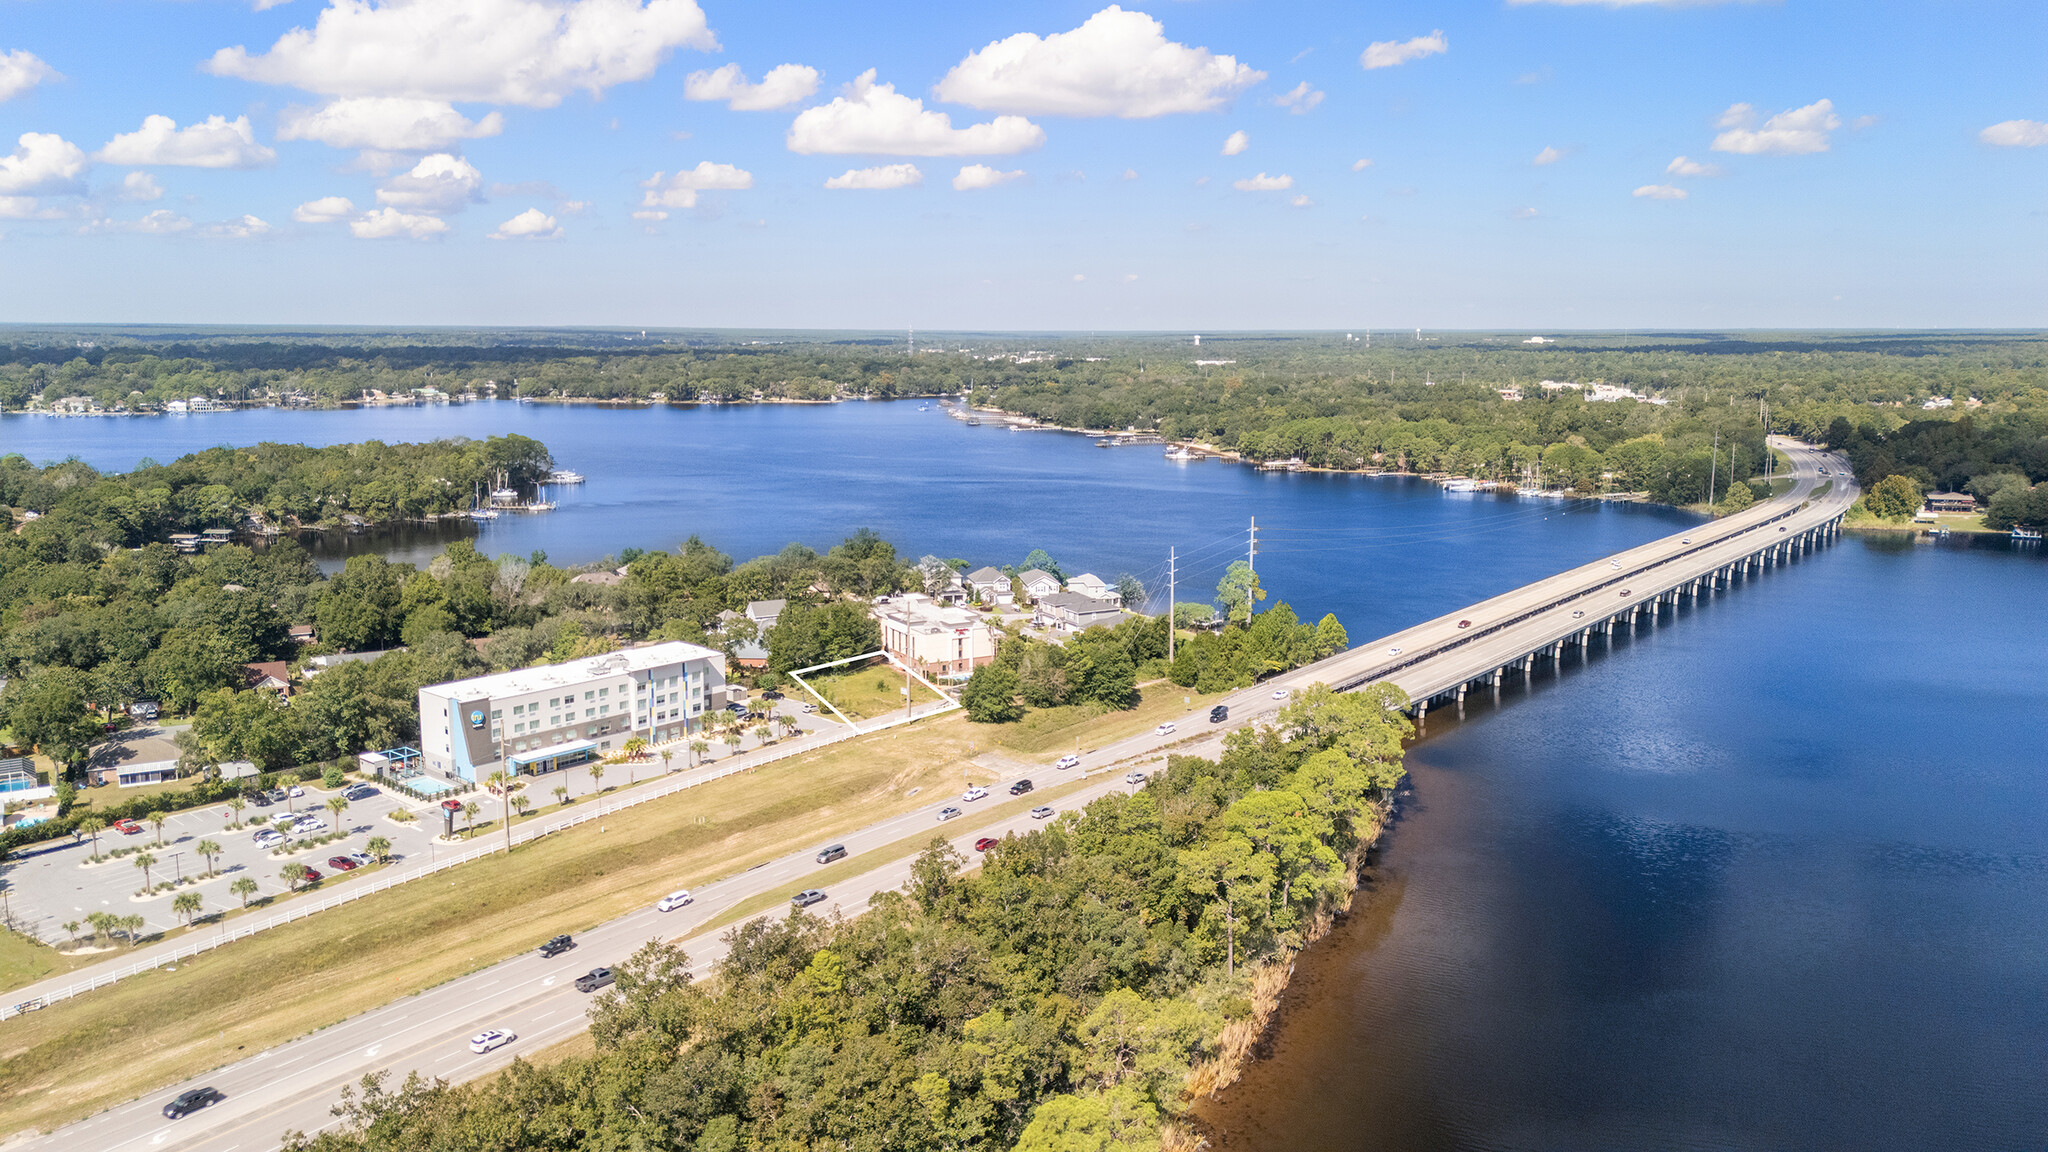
[1,700,955,1023]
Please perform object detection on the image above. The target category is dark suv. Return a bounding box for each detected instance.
[1209,705,1229,723]
[163,1086,223,1119]
[1007,779,1034,796]
[538,934,575,958]
[574,967,616,993]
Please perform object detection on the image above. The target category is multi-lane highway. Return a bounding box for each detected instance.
[13,440,1855,1152]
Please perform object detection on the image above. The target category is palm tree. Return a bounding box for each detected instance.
[194,839,222,876]
[660,748,675,774]
[552,784,569,807]
[753,722,772,746]
[485,771,520,853]
[511,795,531,820]
[326,794,349,835]
[78,815,106,860]
[231,876,260,907]
[779,714,800,740]
[133,851,157,892]
[365,835,391,863]
[226,795,246,829]
[588,762,606,795]
[61,920,80,948]
[281,862,308,891]
[147,810,168,846]
[461,800,480,838]
[723,730,742,757]
[172,891,202,926]
[689,739,709,767]
[122,914,146,946]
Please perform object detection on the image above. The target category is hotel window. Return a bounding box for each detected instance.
[491,709,502,719]
[584,707,595,718]
[584,691,595,701]
[550,714,561,726]
[598,686,609,698]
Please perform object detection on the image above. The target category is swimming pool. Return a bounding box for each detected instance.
[409,776,454,796]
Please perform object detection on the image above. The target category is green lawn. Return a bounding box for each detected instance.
[800,663,947,721]
[980,680,1226,758]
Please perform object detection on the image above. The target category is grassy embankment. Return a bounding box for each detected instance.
[799,663,947,721]
[0,682,1216,1139]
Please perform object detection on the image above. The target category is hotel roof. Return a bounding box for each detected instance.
[422,640,721,700]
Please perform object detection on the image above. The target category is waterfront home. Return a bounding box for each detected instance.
[745,599,786,630]
[872,593,1000,679]
[965,566,1010,604]
[1924,492,1976,515]
[1066,573,1119,606]
[1033,591,1127,634]
[1018,569,1062,603]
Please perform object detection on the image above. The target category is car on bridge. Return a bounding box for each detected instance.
[1619,589,1631,597]
[1388,646,1401,655]
[469,1028,514,1054]
[574,967,615,993]
[1572,610,1585,619]
[1457,620,1471,629]
[162,1087,223,1120]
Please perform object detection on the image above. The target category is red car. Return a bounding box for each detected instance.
[974,837,1000,852]
[326,856,359,872]
[300,867,323,883]
[1457,619,1472,629]
[113,819,143,835]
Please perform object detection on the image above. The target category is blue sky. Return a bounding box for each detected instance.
[0,0,2041,329]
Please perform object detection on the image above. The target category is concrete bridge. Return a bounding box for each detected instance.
[1278,437,1858,719]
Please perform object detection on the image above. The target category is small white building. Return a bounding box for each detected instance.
[964,567,1010,605]
[873,593,1000,679]
[418,641,726,782]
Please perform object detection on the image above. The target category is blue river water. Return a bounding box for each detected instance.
[6,402,2046,1149]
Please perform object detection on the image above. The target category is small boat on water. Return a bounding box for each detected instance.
[545,469,585,484]
[469,507,500,521]
[2012,526,2043,542]
[1164,446,1200,461]
[1442,478,1481,493]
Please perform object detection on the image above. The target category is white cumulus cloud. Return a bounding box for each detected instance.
[1666,155,1721,176]
[293,195,357,223]
[1221,130,1250,156]
[0,50,58,102]
[1362,30,1446,70]
[1633,184,1687,199]
[1233,172,1292,191]
[823,163,923,190]
[683,62,818,111]
[96,115,275,169]
[788,70,1043,155]
[638,160,751,209]
[935,6,1262,119]
[119,172,164,201]
[1274,81,1323,114]
[1290,194,1312,208]
[376,152,482,212]
[351,206,449,239]
[953,164,1024,191]
[1352,157,1373,171]
[278,97,503,151]
[1533,146,1563,166]
[0,132,87,195]
[204,214,274,239]
[205,0,718,108]
[131,209,194,234]
[1980,119,2048,148]
[489,207,561,239]
[1711,99,1839,155]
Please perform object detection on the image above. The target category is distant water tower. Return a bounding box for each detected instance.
[1192,334,1201,346]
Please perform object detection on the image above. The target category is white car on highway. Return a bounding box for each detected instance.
[656,890,693,912]
[962,786,989,802]
[1272,688,1290,700]
[1153,722,1175,736]
[1124,770,1148,785]
[1054,754,1080,771]
[469,1028,514,1054]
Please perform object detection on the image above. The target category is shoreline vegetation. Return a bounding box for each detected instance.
[8,327,2040,527]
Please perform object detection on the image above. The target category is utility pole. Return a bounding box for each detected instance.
[1708,430,1719,505]
[1248,516,1257,574]
[1167,546,1177,662]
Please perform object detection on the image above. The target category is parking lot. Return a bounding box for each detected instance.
[0,696,837,947]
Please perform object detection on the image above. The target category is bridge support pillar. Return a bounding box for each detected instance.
[1414,700,1427,721]
[1522,653,1536,674]
[1493,667,1504,687]
[1455,684,1467,703]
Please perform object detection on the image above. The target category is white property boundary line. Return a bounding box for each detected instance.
[1,698,954,1023]
[786,650,962,735]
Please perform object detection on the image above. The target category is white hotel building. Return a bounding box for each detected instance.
[418,641,726,782]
